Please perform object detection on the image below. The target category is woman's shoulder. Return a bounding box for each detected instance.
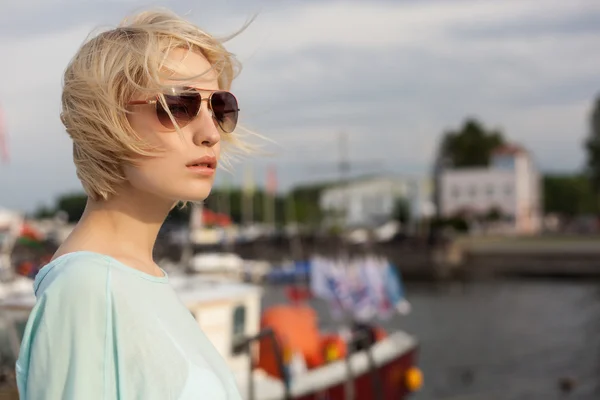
[34,251,113,298]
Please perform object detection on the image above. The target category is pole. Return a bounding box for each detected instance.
[222,181,232,251]
[286,191,303,262]
[242,166,255,227]
[338,131,350,257]
[263,165,277,232]
[180,202,202,268]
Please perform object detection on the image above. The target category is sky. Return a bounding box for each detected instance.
[1,0,600,212]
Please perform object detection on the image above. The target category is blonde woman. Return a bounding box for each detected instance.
[16,9,248,399]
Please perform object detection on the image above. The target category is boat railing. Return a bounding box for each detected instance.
[344,329,384,400]
[236,327,291,400]
[237,326,386,400]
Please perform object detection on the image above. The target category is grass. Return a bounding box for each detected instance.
[453,234,600,253]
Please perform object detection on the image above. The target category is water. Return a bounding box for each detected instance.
[262,280,600,400]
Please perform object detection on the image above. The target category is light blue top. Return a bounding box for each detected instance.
[16,251,242,400]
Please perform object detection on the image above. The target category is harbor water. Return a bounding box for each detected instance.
[262,279,600,400]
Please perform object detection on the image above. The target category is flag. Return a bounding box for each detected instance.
[242,165,255,225]
[385,263,411,315]
[312,257,353,320]
[263,164,277,226]
[0,104,8,164]
[351,262,377,322]
[266,164,277,195]
[362,257,393,319]
[189,202,204,229]
[243,164,255,196]
[220,174,232,219]
[309,256,329,298]
[309,256,410,321]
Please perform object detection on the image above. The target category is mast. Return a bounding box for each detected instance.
[242,165,255,227]
[180,202,203,269]
[285,189,303,262]
[338,131,350,257]
[0,103,9,164]
[263,164,277,233]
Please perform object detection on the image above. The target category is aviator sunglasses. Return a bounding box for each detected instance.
[128,87,239,133]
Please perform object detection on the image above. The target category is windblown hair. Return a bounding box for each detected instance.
[61,9,250,201]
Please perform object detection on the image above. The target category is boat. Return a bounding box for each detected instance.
[262,260,311,284]
[188,251,272,283]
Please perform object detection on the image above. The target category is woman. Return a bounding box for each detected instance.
[16,8,249,399]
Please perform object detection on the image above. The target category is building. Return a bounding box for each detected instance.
[319,175,434,229]
[439,145,542,234]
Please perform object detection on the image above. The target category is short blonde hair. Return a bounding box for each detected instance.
[61,9,248,201]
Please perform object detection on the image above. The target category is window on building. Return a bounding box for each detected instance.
[375,194,385,214]
[469,185,477,198]
[451,186,460,198]
[505,184,513,196]
[492,155,515,170]
[487,185,494,197]
[231,305,246,355]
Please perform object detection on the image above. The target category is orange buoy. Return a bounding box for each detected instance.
[374,326,388,341]
[320,334,347,363]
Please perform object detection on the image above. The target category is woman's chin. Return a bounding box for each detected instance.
[176,187,213,203]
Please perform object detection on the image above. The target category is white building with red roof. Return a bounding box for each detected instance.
[439,145,542,234]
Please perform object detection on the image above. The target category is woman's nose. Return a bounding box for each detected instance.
[190,104,220,147]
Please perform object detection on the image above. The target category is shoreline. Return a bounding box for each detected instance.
[177,234,600,282]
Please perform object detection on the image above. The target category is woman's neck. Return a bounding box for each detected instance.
[58,186,175,266]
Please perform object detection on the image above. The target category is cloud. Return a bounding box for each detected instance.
[224,0,600,173]
[1,0,600,211]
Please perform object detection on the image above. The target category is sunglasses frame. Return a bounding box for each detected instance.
[127,87,240,133]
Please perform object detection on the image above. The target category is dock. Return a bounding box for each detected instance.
[456,236,600,279]
[170,233,600,281]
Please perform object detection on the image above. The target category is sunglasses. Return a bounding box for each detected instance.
[128,87,239,133]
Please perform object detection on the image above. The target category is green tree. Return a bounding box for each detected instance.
[33,205,56,219]
[584,96,600,206]
[204,188,287,226]
[55,193,88,222]
[484,206,503,221]
[289,183,329,227]
[392,198,410,224]
[438,118,506,168]
[543,174,597,216]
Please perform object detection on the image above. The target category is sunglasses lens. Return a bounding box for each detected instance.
[210,91,239,133]
[156,92,201,129]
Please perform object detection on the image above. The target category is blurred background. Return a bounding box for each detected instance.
[2,0,600,399]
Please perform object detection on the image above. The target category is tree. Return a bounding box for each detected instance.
[432,118,506,220]
[204,188,290,226]
[37,184,324,227]
[484,206,503,222]
[584,96,600,205]
[392,198,410,224]
[437,118,506,168]
[55,193,88,222]
[32,205,56,219]
[543,174,597,216]
[288,184,328,227]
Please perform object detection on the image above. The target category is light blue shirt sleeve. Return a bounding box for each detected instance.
[16,256,119,399]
